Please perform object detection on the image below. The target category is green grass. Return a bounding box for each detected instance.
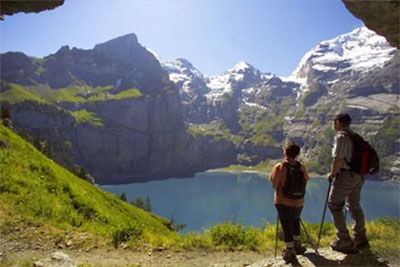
[44,85,143,103]
[305,144,332,175]
[249,133,277,147]
[86,85,114,102]
[112,88,143,100]
[239,112,285,147]
[0,82,143,105]
[69,109,104,127]
[0,83,46,104]
[45,85,86,103]
[253,115,285,134]
[369,116,400,162]
[186,123,241,143]
[0,124,176,249]
[178,218,400,262]
[87,87,143,102]
[210,159,278,173]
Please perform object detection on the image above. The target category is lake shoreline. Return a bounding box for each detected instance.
[102,172,399,233]
[206,169,399,183]
[207,168,327,179]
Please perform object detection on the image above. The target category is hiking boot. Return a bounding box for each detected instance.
[330,238,357,253]
[293,240,306,255]
[353,238,370,250]
[282,248,297,264]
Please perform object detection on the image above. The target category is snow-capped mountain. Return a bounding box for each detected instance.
[158,25,399,180]
[160,25,398,116]
[296,26,398,108]
[163,58,210,98]
[292,26,397,84]
[159,57,294,124]
[160,59,268,97]
[207,61,263,94]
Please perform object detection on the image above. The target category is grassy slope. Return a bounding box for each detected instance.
[0,83,46,104]
[0,124,176,248]
[0,82,143,104]
[0,83,145,128]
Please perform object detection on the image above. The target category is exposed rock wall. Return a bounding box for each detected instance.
[0,0,64,18]
[342,0,400,49]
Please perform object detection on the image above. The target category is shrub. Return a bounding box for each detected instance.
[209,222,260,251]
[112,223,143,248]
[69,109,103,127]
[180,232,213,250]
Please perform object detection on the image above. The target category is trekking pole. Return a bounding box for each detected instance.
[274,214,280,258]
[300,218,314,250]
[315,179,332,254]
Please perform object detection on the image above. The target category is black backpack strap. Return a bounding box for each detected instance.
[295,160,301,169]
[340,129,353,140]
[339,129,357,166]
[282,160,302,171]
[282,161,289,170]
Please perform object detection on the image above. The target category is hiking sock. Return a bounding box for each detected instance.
[294,240,306,255]
[285,242,294,249]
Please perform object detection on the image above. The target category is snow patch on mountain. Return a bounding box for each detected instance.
[164,59,205,82]
[229,61,256,74]
[158,25,397,117]
[242,99,267,110]
[207,73,232,93]
[146,48,162,62]
[291,26,397,79]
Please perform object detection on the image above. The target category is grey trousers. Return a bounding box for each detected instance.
[328,170,367,240]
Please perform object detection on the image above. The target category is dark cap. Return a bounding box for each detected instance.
[334,113,351,125]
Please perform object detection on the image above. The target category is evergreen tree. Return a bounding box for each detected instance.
[0,106,10,121]
[131,197,144,209]
[145,194,152,212]
[1,106,12,128]
[71,165,95,184]
[43,139,53,159]
[119,192,127,202]
[33,133,42,151]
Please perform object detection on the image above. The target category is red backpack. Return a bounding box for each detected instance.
[343,130,380,175]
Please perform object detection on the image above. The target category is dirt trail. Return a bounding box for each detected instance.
[0,247,396,267]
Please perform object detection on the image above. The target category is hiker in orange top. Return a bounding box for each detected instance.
[270,141,310,264]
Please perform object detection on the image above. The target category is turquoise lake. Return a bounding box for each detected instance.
[102,172,400,232]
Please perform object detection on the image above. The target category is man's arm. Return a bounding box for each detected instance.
[327,157,344,181]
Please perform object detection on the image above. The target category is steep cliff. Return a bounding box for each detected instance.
[0,33,249,184]
[0,34,191,184]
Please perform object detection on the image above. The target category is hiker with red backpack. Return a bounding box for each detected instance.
[326,113,378,253]
[270,141,309,264]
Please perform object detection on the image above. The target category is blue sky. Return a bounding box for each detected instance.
[0,0,362,76]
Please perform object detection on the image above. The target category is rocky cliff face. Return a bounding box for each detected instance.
[1,33,252,184]
[1,34,194,184]
[342,0,400,49]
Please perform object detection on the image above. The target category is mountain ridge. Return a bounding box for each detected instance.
[1,25,399,183]
[160,25,399,181]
